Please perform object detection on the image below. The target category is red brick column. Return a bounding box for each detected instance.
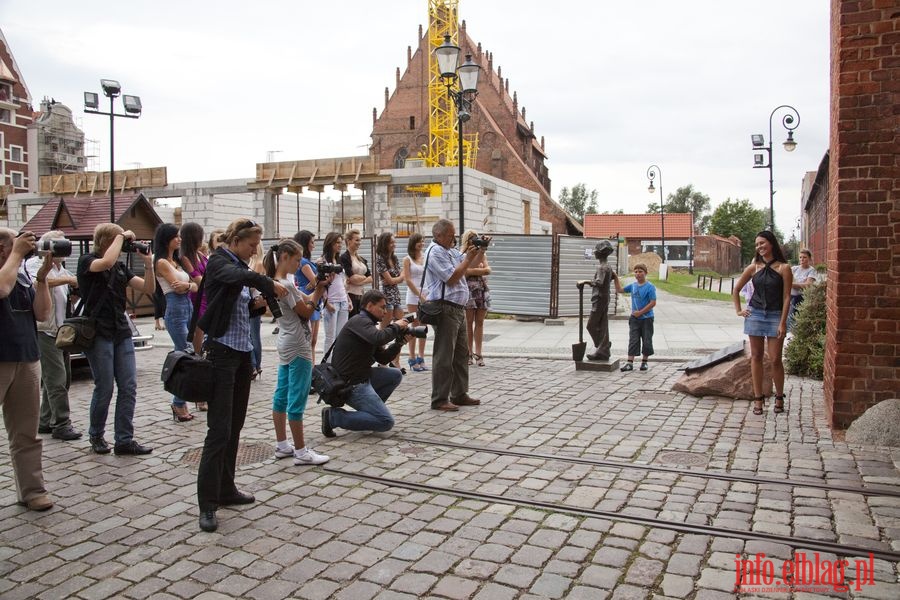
[825,0,899,428]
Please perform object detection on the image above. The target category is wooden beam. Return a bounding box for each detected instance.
[287,163,297,186]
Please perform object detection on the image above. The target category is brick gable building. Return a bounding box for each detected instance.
[369,21,580,235]
[0,28,34,206]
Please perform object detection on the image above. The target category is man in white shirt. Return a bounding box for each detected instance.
[789,248,817,330]
[25,231,82,441]
[422,219,487,412]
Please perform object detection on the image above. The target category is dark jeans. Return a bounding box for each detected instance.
[197,342,252,511]
[627,316,654,358]
[329,366,399,432]
[84,334,137,444]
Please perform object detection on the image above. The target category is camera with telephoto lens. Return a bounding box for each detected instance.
[263,293,283,319]
[122,240,150,255]
[471,235,491,249]
[397,324,428,340]
[316,262,343,281]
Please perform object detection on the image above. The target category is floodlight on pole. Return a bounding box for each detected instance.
[750,104,800,231]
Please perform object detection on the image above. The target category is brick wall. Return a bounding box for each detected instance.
[369,23,575,235]
[825,0,899,428]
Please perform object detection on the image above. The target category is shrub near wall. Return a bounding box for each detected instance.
[786,282,826,379]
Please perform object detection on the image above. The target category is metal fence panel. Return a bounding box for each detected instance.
[480,234,553,316]
[557,236,620,317]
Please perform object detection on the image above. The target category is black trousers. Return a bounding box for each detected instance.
[197,342,252,511]
[627,316,655,358]
[348,293,362,318]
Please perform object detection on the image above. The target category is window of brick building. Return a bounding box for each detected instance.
[10,171,24,188]
[409,116,415,130]
[10,145,23,162]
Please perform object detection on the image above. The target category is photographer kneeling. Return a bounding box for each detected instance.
[321,290,410,437]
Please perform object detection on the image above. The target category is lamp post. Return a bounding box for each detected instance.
[84,79,142,223]
[751,105,799,231]
[646,165,665,263]
[435,35,480,233]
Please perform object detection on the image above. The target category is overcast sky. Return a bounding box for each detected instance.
[2,0,830,235]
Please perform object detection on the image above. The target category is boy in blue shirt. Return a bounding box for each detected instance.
[613,263,657,372]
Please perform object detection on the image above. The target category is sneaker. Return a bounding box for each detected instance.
[90,436,111,454]
[620,362,634,372]
[639,362,649,371]
[321,408,336,438]
[113,440,153,456]
[293,447,330,466]
[274,444,295,459]
[52,425,83,441]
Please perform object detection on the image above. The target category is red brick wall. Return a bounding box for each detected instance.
[0,38,33,192]
[825,0,899,428]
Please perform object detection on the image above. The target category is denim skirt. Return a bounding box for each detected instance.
[743,307,781,338]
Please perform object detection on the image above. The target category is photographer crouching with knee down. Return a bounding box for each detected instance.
[320,290,411,438]
[0,228,54,511]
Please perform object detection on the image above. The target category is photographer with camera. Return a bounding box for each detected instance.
[0,228,54,511]
[320,290,410,438]
[77,224,155,456]
[423,219,488,411]
[24,230,82,441]
[195,219,287,532]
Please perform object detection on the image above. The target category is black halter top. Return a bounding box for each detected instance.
[749,260,783,311]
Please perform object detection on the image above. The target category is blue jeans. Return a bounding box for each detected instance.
[164,292,192,407]
[328,367,400,432]
[250,315,262,371]
[84,335,137,444]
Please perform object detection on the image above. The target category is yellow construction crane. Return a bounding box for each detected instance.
[425,0,478,169]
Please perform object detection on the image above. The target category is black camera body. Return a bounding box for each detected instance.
[122,240,150,255]
[472,236,490,249]
[264,294,283,319]
[18,232,73,259]
[316,262,343,281]
[398,325,428,340]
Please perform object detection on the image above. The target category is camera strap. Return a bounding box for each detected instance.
[420,246,445,301]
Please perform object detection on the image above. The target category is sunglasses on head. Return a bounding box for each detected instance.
[236,220,258,233]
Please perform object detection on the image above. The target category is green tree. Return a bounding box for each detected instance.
[647,184,711,234]
[558,183,598,223]
[707,198,768,264]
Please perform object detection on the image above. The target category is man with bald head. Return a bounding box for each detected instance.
[0,228,54,511]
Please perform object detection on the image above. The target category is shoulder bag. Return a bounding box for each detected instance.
[56,275,109,353]
[160,275,215,404]
[311,342,351,408]
[417,246,445,325]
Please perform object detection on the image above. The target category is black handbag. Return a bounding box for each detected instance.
[160,274,215,404]
[311,342,351,408]
[56,298,101,353]
[417,247,445,326]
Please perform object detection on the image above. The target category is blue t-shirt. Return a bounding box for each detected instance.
[623,281,656,319]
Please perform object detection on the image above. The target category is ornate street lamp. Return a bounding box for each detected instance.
[646,165,665,263]
[751,105,800,231]
[435,35,480,233]
[84,79,142,223]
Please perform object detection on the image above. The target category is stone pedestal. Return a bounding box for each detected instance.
[575,359,620,372]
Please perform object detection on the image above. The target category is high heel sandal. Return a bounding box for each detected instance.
[752,396,765,415]
[773,394,785,414]
[473,353,485,367]
[171,405,195,422]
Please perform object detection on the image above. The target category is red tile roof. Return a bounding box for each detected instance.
[22,193,159,239]
[583,213,693,239]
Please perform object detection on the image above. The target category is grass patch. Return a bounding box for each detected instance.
[646,271,733,302]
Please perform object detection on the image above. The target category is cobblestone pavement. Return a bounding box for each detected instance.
[1,347,898,599]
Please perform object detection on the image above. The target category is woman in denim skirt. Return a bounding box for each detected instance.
[732,231,793,415]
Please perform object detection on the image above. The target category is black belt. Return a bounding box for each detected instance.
[437,300,465,309]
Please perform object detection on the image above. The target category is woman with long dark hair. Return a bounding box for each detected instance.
[179,222,208,356]
[153,223,197,421]
[376,232,405,370]
[461,229,492,367]
[195,218,287,532]
[732,230,793,415]
[321,231,351,357]
[293,230,322,362]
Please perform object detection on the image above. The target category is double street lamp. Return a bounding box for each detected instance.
[751,104,799,231]
[435,35,480,233]
[646,165,665,263]
[84,79,142,223]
